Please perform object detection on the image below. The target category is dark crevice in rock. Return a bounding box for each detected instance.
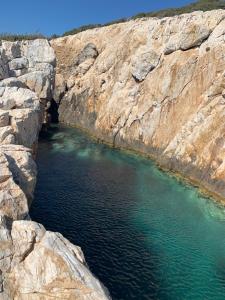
[17,237,36,263]
[47,99,59,123]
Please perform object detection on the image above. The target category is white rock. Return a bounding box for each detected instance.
[7,221,110,300]
[1,41,21,61]
[9,57,28,71]
[22,39,56,67]
[0,77,27,89]
[131,48,160,81]
[19,70,53,99]
[0,145,37,201]
[53,73,66,103]
[0,87,39,110]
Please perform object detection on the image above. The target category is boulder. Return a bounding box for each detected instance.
[0,77,27,89]
[8,57,28,71]
[74,43,99,66]
[19,70,53,99]
[0,111,9,127]
[1,41,21,61]
[0,87,39,110]
[6,221,110,300]
[131,48,160,81]
[22,39,56,67]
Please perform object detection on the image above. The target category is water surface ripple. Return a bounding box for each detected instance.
[30,125,225,300]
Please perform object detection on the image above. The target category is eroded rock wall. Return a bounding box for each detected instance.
[0,40,109,300]
[52,9,225,201]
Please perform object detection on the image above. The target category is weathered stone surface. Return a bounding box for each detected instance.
[52,9,225,201]
[0,111,9,127]
[74,43,99,66]
[1,41,21,61]
[22,39,56,67]
[19,70,53,99]
[0,213,13,278]
[0,127,14,144]
[131,48,160,81]
[0,77,27,89]
[10,109,41,149]
[0,150,29,220]
[53,73,66,103]
[0,57,8,81]
[8,57,28,71]
[5,221,109,300]
[0,144,37,201]
[0,38,110,300]
[0,87,39,110]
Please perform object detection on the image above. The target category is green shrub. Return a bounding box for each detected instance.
[62,0,225,37]
[0,33,45,41]
[131,0,225,19]
[62,24,102,37]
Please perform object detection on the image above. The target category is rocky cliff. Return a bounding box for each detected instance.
[0,40,109,299]
[52,9,225,202]
[1,8,225,300]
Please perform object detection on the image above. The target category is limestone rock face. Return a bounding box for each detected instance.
[52,9,225,201]
[3,221,109,300]
[0,40,56,149]
[131,48,160,82]
[0,147,30,221]
[0,39,109,299]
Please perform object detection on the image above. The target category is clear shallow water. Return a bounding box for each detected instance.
[30,125,225,300]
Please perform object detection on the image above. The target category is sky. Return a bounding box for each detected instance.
[1,0,195,36]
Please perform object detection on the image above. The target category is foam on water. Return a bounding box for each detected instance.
[31,125,225,300]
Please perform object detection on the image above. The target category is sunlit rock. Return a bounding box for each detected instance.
[0,36,110,300]
[52,9,225,201]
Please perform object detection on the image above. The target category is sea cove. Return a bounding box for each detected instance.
[1,2,225,298]
[31,125,225,300]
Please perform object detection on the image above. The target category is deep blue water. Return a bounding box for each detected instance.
[30,125,225,300]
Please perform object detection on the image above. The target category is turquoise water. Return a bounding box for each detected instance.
[30,125,225,300]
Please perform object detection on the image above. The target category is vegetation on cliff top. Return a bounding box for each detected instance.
[0,33,45,42]
[132,0,225,19]
[61,0,225,37]
[0,0,224,41]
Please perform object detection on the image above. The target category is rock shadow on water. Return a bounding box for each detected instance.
[32,124,225,300]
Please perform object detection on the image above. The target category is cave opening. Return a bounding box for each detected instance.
[48,98,59,123]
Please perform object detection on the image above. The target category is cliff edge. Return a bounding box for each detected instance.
[0,40,110,299]
[1,8,225,300]
[52,9,225,202]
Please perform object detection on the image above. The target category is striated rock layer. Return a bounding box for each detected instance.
[0,40,109,299]
[52,9,225,202]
